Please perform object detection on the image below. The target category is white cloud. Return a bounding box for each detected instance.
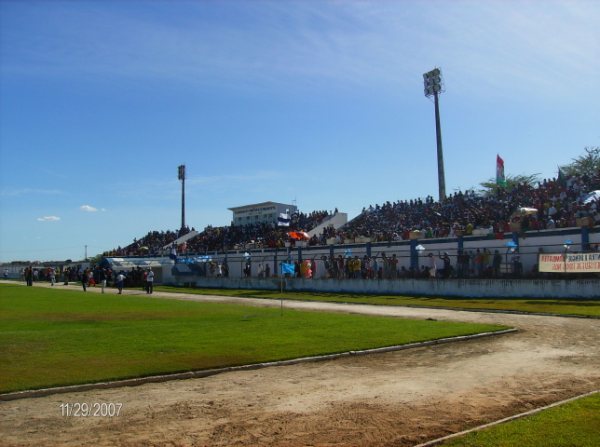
[37,216,60,222]
[80,204,98,212]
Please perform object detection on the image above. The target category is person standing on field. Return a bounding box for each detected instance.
[87,269,95,287]
[146,268,154,294]
[81,268,88,291]
[116,272,126,294]
[99,268,107,294]
[25,266,33,286]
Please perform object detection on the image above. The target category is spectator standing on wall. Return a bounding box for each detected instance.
[337,255,344,279]
[390,255,399,279]
[222,261,229,278]
[511,253,522,277]
[441,253,451,278]
[146,268,154,294]
[428,253,437,279]
[460,252,470,276]
[474,249,484,277]
[372,256,379,280]
[493,250,502,277]
[483,249,491,272]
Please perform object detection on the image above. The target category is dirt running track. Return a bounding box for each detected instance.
[1,285,599,446]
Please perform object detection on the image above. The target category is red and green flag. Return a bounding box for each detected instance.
[496,155,506,187]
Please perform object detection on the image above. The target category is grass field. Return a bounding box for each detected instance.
[0,283,506,393]
[155,285,600,318]
[441,392,600,447]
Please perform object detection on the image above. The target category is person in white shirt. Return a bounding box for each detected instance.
[146,268,154,294]
[428,253,437,278]
[116,272,126,294]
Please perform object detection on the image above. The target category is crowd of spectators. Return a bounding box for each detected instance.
[104,211,333,257]
[336,173,599,243]
[105,172,598,259]
[104,227,194,257]
[184,210,332,252]
[278,250,504,281]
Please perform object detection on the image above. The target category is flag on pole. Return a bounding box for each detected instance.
[277,211,291,227]
[496,155,506,187]
[281,262,295,275]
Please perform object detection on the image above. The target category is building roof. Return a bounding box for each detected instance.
[228,201,294,212]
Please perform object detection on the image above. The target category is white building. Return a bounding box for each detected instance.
[228,201,297,227]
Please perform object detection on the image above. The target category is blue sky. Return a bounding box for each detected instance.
[1,0,599,262]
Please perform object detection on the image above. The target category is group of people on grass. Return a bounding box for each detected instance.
[21,265,155,295]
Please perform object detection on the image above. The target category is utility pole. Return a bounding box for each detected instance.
[423,68,446,201]
[85,245,88,261]
[178,165,186,231]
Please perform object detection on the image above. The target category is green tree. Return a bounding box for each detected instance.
[480,173,540,196]
[88,253,103,266]
[560,146,600,178]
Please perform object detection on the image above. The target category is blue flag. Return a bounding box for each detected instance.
[281,262,295,275]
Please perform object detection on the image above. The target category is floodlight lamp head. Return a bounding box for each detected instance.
[423,67,444,97]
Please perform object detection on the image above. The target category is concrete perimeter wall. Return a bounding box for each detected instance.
[184,277,599,299]
[168,226,599,282]
[99,226,599,299]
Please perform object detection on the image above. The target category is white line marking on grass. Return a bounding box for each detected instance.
[414,389,600,447]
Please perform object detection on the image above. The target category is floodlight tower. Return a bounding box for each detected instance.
[178,164,186,231]
[423,68,446,201]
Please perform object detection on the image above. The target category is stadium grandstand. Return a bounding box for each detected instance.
[103,209,339,257]
[104,171,599,258]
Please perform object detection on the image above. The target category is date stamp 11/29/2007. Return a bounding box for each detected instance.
[60,402,123,417]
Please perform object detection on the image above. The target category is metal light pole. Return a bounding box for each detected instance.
[423,68,446,201]
[178,165,186,231]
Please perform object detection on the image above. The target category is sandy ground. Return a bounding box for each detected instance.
[1,283,599,446]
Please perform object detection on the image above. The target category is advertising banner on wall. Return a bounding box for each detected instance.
[538,253,600,273]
